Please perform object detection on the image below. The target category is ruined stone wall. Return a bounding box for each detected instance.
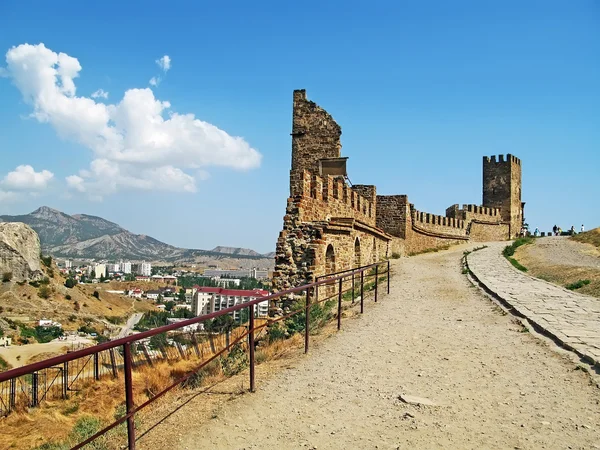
[274,90,523,311]
[291,89,342,175]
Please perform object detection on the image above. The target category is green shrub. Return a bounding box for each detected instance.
[390,252,401,259]
[40,254,53,268]
[507,257,527,272]
[2,272,12,282]
[65,294,72,300]
[566,279,591,291]
[65,278,77,288]
[38,285,51,299]
[92,290,100,299]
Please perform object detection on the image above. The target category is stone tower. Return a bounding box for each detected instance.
[482,154,523,238]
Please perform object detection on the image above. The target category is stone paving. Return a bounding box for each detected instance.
[467,242,600,366]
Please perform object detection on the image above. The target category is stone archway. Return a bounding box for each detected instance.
[325,244,336,274]
[354,238,361,268]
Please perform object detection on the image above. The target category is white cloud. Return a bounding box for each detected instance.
[91,89,108,99]
[0,190,19,202]
[2,43,261,198]
[2,165,54,190]
[149,76,160,87]
[156,55,171,72]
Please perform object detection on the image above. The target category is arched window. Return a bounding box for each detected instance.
[325,244,335,274]
[354,238,361,268]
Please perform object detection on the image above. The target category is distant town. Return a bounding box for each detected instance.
[57,259,273,326]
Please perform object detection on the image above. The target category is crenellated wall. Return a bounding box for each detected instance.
[273,90,523,309]
[290,170,377,227]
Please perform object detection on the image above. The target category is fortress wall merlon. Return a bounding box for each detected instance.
[293,169,376,226]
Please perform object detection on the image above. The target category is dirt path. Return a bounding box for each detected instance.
[141,245,600,449]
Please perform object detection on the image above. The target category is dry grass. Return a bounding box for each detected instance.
[515,247,600,299]
[0,322,308,449]
[572,227,600,248]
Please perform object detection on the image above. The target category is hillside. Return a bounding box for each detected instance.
[572,227,600,248]
[0,207,274,267]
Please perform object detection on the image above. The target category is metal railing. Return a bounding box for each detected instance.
[0,260,391,449]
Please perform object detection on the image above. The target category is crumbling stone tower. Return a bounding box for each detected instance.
[482,154,524,238]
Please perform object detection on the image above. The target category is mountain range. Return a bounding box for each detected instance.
[0,207,274,266]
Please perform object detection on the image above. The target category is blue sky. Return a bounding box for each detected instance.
[0,0,598,252]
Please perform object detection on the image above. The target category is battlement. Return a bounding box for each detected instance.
[483,154,521,166]
[291,169,376,226]
[412,209,466,230]
[462,204,501,217]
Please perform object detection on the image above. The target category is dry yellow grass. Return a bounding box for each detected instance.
[515,245,600,299]
[0,320,303,449]
[572,227,600,248]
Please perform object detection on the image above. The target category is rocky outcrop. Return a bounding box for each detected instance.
[0,222,44,282]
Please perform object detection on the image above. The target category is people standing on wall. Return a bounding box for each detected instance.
[534,227,539,237]
[570,225,575,235]
[553,225,558,236]
[581,224,585,233]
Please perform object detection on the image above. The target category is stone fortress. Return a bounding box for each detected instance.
[272,90,524,293]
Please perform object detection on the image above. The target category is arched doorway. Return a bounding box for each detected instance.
[354,238,361,268]
[325,244,336,274]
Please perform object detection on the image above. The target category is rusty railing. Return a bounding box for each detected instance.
[0,260,391,449]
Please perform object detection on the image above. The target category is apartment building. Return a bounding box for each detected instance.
[192,287,269,320]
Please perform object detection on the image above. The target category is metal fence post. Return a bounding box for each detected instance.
[62,362,68,399]
[94,352,99,380]
[31,372,38,407]
[305,288,311,354]
[375,265,379,302]
[248,304,255,393]
[360,271,364,314]
[9,377,16,411]
[352,271,355,303]
[123,343,136,449]
[337,278,343,330]
[387,260,390,294]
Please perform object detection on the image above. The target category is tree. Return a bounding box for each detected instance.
[178,288,186,302]
[65,278,77,288]
[91,270,96,279]
[164,300,176,312]
[100,273,106,282]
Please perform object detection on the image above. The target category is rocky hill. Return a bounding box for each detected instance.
[0,207,274,267]
[0,222,44,282]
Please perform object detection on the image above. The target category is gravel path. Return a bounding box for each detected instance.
[468,242,600,366]
[522,236,600,268]
[141,245,600,449]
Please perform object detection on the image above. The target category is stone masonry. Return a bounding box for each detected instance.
[272,90,524,310]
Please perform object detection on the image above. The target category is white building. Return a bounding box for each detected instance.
[121,262,132,274]
[64,260,72,269]
[88,264,106,279]
[191,287,270,320]
[106,263,120,273]
[135,262,152,277]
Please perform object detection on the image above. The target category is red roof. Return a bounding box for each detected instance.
[195,287,269,297]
